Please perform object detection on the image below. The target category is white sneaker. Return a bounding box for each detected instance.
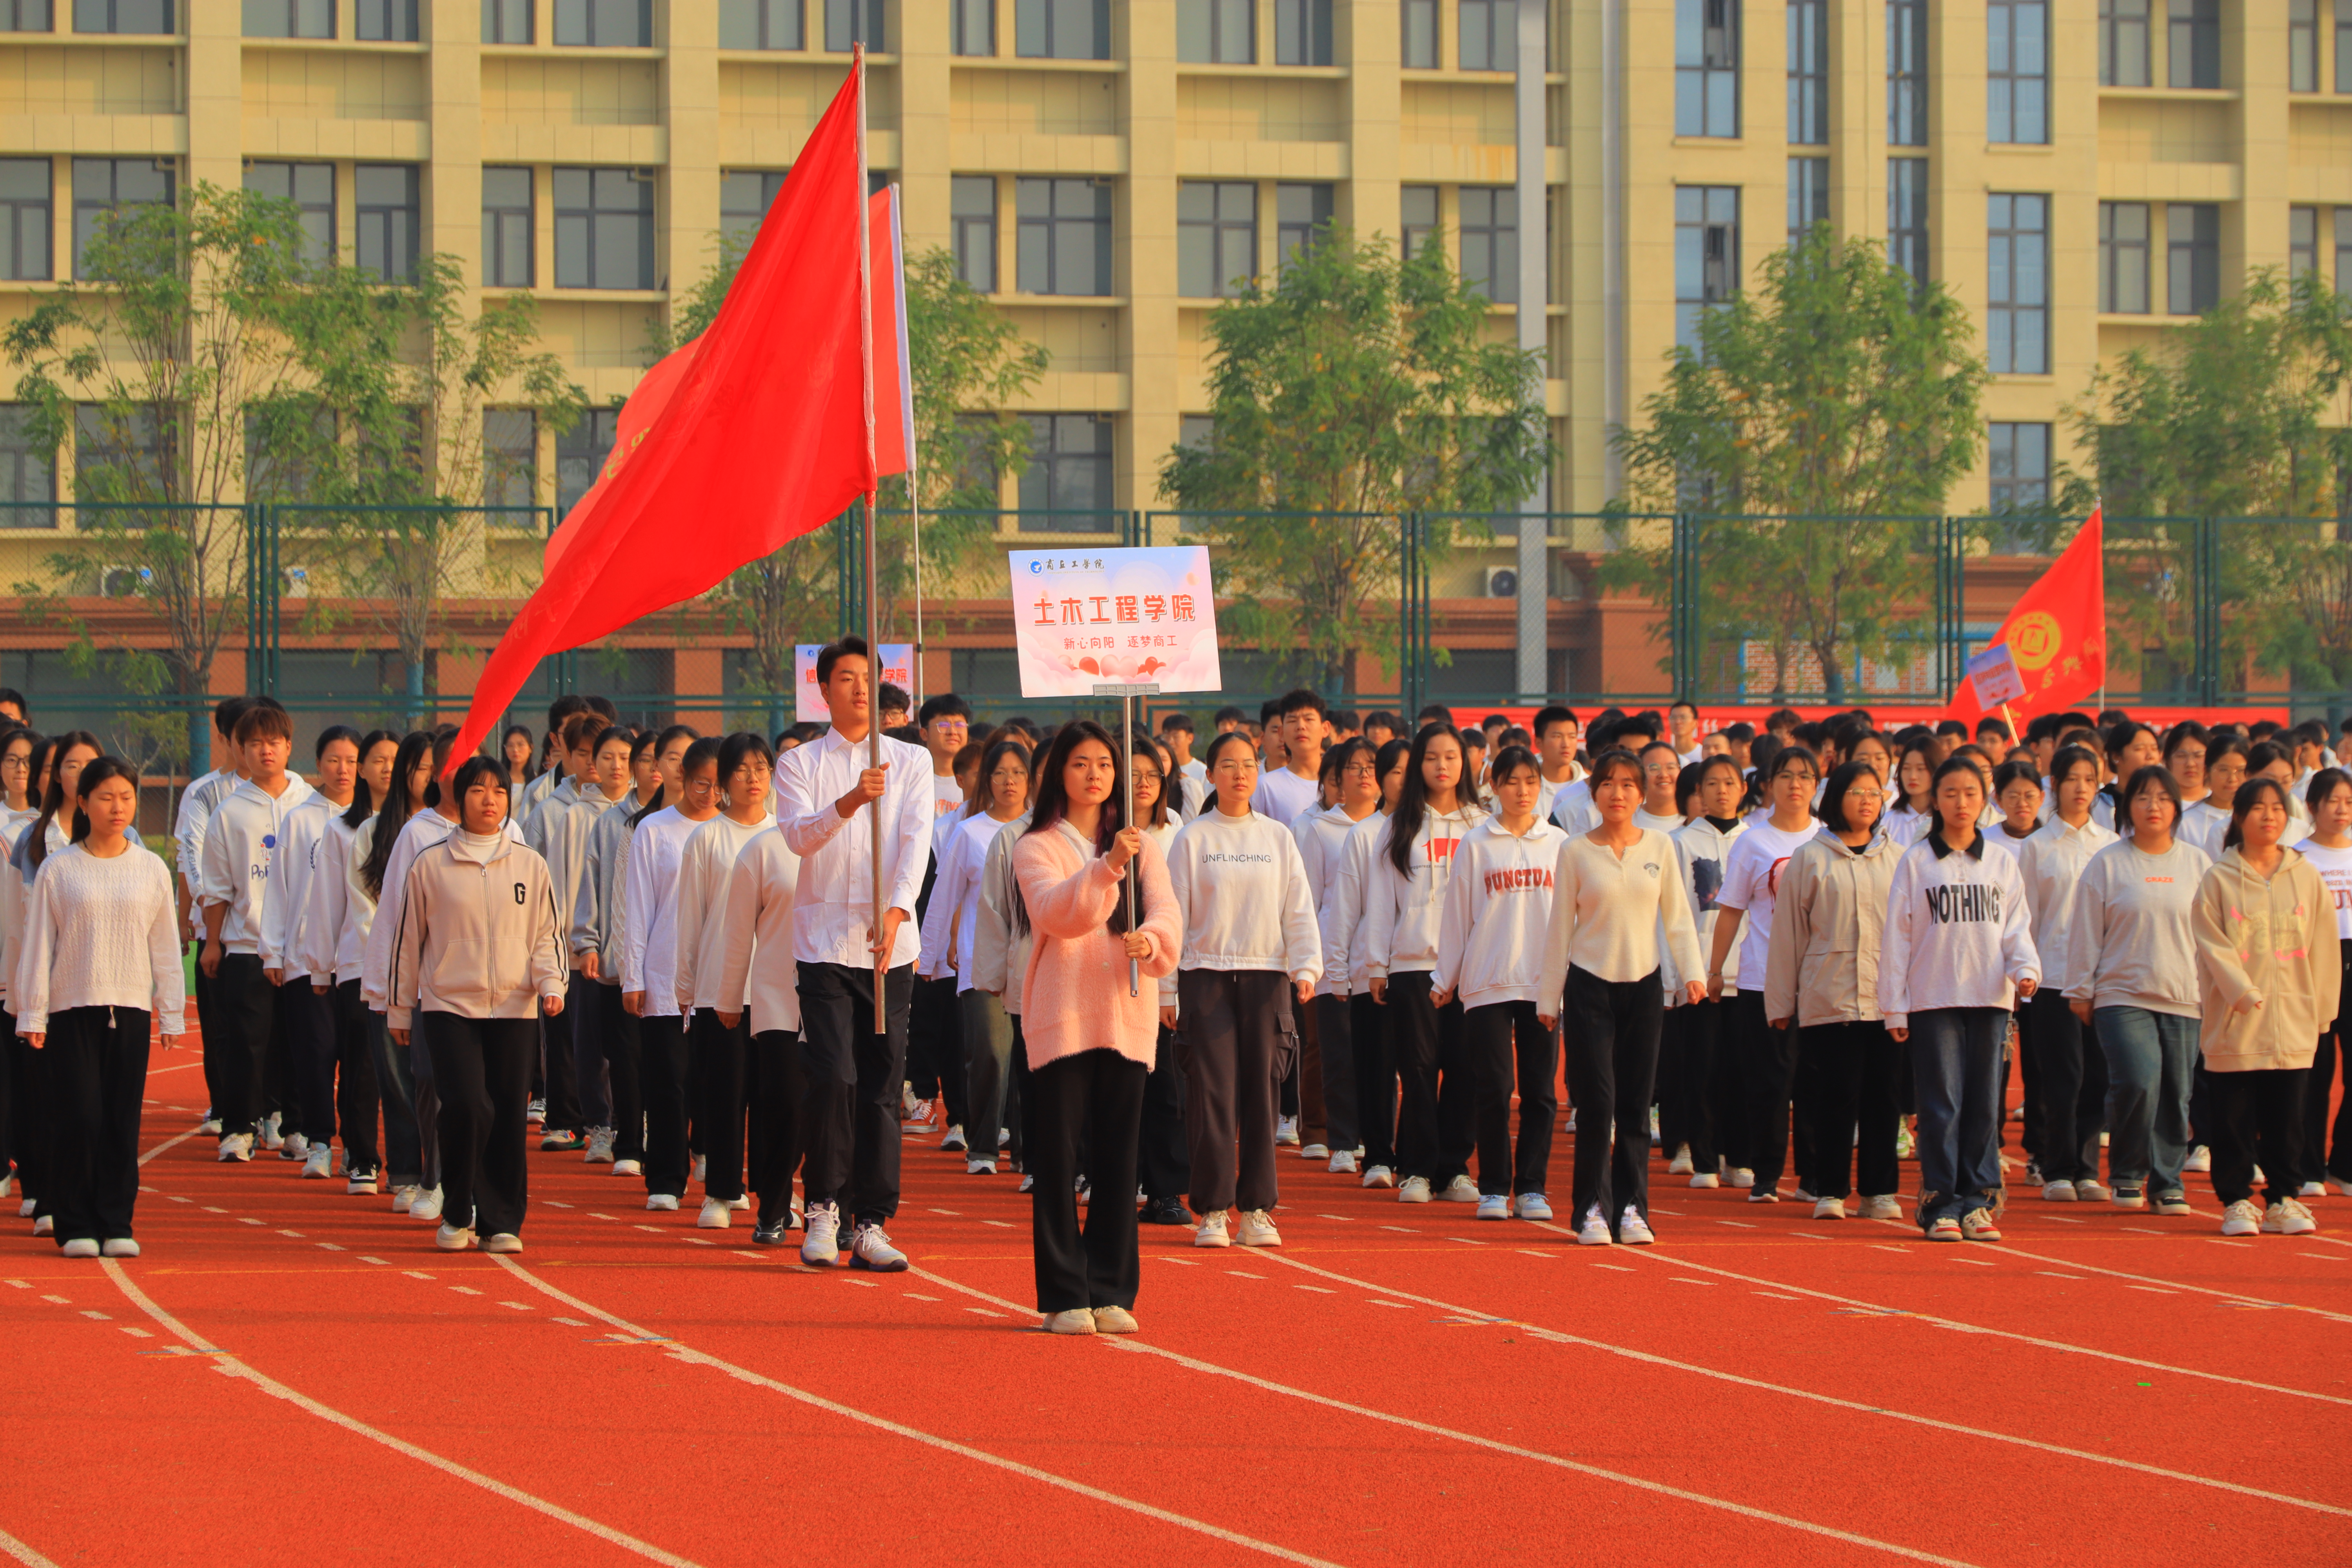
[1791,1186,1817,1204]
[848,1223,908,1271]
[692,1154,707,1184]
[966,1156,997,1175]
[1475,1194,1510,1221]
[1236,1209,1282,1247]
[2252,1163,2266,1185]
[2042,1180,2078,1202]
[2220,1198,2262,1237]
[217,1134,253,1163]
[59,1236,99,1258]
[584,1128,615,1164]
[1812,1196,1846,1220]
[1397,1175,1432,1203]
[1667,1143,1694,1176]
[2262,1198,2318,1236]
[1619,1206,1655,1245]
[101,1237,140,1258]
[1689,1172,1720,1189]
[1859,1194,1903,1220]
[2332,1176,2352,1198]
[16,1196,34,1218]
[1194,1210,1231,1249]
[346,1168,379,1196]
[410,1186,445,1223]
[1728,1166,1755,1189]
[940,1124,967,1152]
[697,1197,731,1229]
[1328,1150,1358,1175]
[259,1113,285,1151]
[2076,1178,2111,1203]
[1514,1192,1553,1221]
[482,1233,523,1254]
[1438,1174,1480,1203]
[612,1158,643,1177]
[301,1145,332,1180]
[1576,1205,1613,1245]
[33,1215,52,1236]
[1275,1116,1301,1147]
[2183,1145,2212,1173]
[646,1192,679,1211]
[729,1194,751,1210]
[1018,1174,1035,1193]
[2297,1181,2327,1199]
[1565,1109,1578,1134]
[435,1223,475,1251]
[526,1098,546,1125]
[279,1131,309,1162]
[999,1127,1013,1149]
[1301,1143,1329,1161]
[391,1184,418,1214]
[198,1116,222,1136]
[1361,1164,1395,1189]
[801,1201,841,1265]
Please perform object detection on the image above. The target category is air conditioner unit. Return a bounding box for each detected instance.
[281,565,312,599]
[1485,566,1519,599]
[98,563,152,599]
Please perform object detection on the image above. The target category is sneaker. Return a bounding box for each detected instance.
[541,1129,586,1153]
[697,1197,731,1229]
[966,1157,997,1175]
[410,1186,445,1223]
[346,1167,379,1196]
[1689,1172,1720,1189]
[100,1237,140,1258]
[391,1184,418,1214]
[2220,1198,2262,1237]
[1275,1116,1301,1147]
[584,1128,615,1164]
[1092,1304,1139,1334]
[526,1098,546,1125]
[940,1124,968,1153]
[1438,1174,1480,1203]
[435,1223,475,1251]
[482,1233,523,1254]
[1859,1194,1903,1221]
[2111,1185,2147,1210]
[729,1194,751,1211]
[2298,1181,2327,1199]
[2332,1176,2352,1198]
[1194,1210,1232,1248]
[1728,1167,1755,1190]
[1649,1107,1661,1141]
[2262,1198,2318,1236]
[1667,1143,1694,1176]
[1044,1308,1096,1335]
[33,1215,52,1236]
[1925,1215,1962,1241]
[849,1223,908,1271]
[2154,1191,2192,1216]
[217,1133,253,1163]
[999,1128,1013,1150]
[198,1115,222,1136]
[1575,1205,1613,1246]
[900,1082,920,1120]
[693,1154,707,1184]
[1895,1123,1916,1161]
[2041,1180,2078,1202]
[1328,1150,1358,1175]
[1619,1206,1655,1245]
[2022,1159,2045,1187]
[259,1113,285,1151]
[1017,1174,1035,1194]
[1960,1208,2003,1241]
[2075,1178,2111,1203]
[1791,1186,1817,1205]
[752,1221,786,1246]
[612,1158,643,1178]
[800,1201,841,1265]
[1812,1196,1846,1220]
[1075,1178,1092,1206]
[1396,1176,1432,1203]
[1236,1209,1282,1247]
[16,1196,34,1218]
[2253,1164,2267,1185]
[59,1237,100,1258]
[301,1144,331,1180]
[1141,1196,1189,1226]
[1362,1164,1396,1190]
[279,1131,309,1161]
[646,1193,680,1212]
[1475,1194,1510,1221]
[1746,1188,1780,1204]
[1301,1142,1329,1161]
[1565,1108,1577,1134]
[1514,1192,1553,1220]
[2183,1145,2211,1173]
[905,1096,933,1129]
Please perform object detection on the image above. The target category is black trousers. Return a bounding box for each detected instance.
[748,1026,805,1229]
[1561,965,1663,1234]
[1465,1000,1557,1197]
[212,955,281,1139]
[591,982,643,1161]
[1174,968,1296,1214]
[908,975,965,1128]
[1664,999,1726,1174]
[41,1006,148,1244]
[1350,991,1396,1171]
[1386,971,1473,1187]
[4,1005,42,1205]
[796,961,913,1226]
[640,1013,690,1198]
[2305,939,2352,1183]
[192,961,220,1120]
[286,977,349,1151]
[2021,988,2104,1184]
[2207,1066,2308,1208]
[1029,1048,1145,1314]
[539,989,584,1135]
[1797,1020,1902,1201]
[422,1011,535,1238]
[691,1010,751,1202]
[960,987,1018,1164]
[1138,1024,1190,1202]
[1730,990,1799,1191]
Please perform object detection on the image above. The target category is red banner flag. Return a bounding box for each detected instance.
[1950,505,2107,724]
[447,62,877,772]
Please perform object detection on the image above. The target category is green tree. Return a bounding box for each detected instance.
[1607,229,1989,700]
[1158,227,1550,692]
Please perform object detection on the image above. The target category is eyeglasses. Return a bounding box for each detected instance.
[1341,763,1379,777]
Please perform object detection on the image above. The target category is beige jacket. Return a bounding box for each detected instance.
[2191,846,2341,1073]
[385,830,568,1030]
[1763,829,1900,1028]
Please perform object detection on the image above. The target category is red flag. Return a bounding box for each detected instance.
[448,62,876,772]
[1951,505,2106,724]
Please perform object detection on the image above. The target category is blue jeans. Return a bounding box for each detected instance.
[2094,1005,2198,1195]
[1906,1007,2008,1226]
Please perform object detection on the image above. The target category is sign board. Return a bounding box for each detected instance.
[1965,642,2025,711]
[1008,546,1221,699]
[796,642,914,723]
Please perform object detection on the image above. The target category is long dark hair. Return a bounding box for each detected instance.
[1016,719,1129,937]
[28,729,101,870]
[502,723,537,781]
[67,757,139,844]
[1129,735,1171,830]
[342,728,399,830]
[1387,722,1474,880]
[628,723,701,827]
[963,738,1031,822]
[361,729,441,898]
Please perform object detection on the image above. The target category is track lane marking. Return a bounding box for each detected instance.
[1982,1245,2352,1323]
[0,1526,60,1568]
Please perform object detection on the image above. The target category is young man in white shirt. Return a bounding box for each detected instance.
[917,694,972,822]
[1532,705,1583,822]
[1161,711,1205,815]
[177,694,254,1134]
[1670,700,1705,766]
[908,691,973,1136]
[1251,688,1328,825]
[775,636,932,1272]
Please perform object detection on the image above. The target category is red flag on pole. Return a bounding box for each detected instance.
[1949,504,2107,724]
[447,63,886,772]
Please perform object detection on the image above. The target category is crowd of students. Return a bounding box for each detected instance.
[2,670,2348,1332]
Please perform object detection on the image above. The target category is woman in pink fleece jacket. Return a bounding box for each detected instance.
[1012,720,1182,1336]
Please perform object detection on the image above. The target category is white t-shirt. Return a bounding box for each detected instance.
[2294,838,2352,941]
[1717,819,1818,987]
[931,772,965,824]
[1251,766,1321,826]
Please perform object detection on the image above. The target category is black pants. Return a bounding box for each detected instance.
[539,990,584,1135]
[2021,988,2104,1184]
[1350,991,1396,1171]
[960,987,1018,1164]
[796,961,913,1226]
[1561,965,1662,1234]
[1663,999,1725,1174]
[591,982,643,1161]
[193,961,219,1120]
[1465,1000,1557,1197]
[423,1011,535,1238]
[691,1010,751,1202]
[2207,1067,2308,1208]
[1314,992,1358,1152]
[748,1026,804,1228]
[1386,971,1472,1187]
[41,1006,149,1244]
[909,975,965,1129]
[1138,1024,1190,1202]
[640,1013,690,1198]
[1175,968,1295,1214]
[1797,1020,1902,1201]
[4,1005,42,1205]
[356,983,423,1186]
[287,978,348,1151]
[1029,1048,1145,1314]
[2305,939,2352,1183]
[1730,990,1799,1191]
[212,955,281,1139]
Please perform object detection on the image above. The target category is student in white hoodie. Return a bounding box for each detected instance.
[1129,739,1190,1222]
[543,722,639,1165]
[2179,734,2246,861]
[714,802,806,1247]
[1324,737,1408,1187]
[521,711,600,1149]
[1293,736,1382,1177]
[263,726,367,1184]
[300,728,396,1197]
[1431,746,1566,1221]
[2015,744,2117,1202]
[1361,724,1486,1204]
[1661,754,1746,1188]
[1166,731,1322,1248]
[336,731,432,1211]
[0,726,41,1210]
[918,739,1031,1176]
[385,758,567,1253]
[621,735,721,1213]
[1880,755,2041,1242]
[575,725,685,1180]
[197,703,316,1162]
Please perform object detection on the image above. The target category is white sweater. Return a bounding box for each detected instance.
[197,774,317,955]
[2014,815,2118,995]
[1318,811,1388,996]
[1878,833,2040,1031]
[12,841,184,1035]
[1536,828,1705,996]
[1666,815,1748,999]
[1358,803,1487,979]
[259,793,336,977]
[917,811,1020,993]
[298,811,370,987]
[1431,816,1570,1010]
[0,806,38,1002]
[1293,804,1376,999]
[1165,808,1322,982]
[671,811,775,1015]
[618,806,706,1017]
[716,826,803,1034]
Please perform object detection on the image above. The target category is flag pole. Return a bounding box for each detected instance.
[856,45,886,1034]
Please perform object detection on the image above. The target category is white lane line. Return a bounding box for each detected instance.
[0,1525,60,1568]
[484,1256,1352,1568]
[136,1127,204,1167]
[97,1261,708,1566]
[906,1267,1988,1566]
[1991,1246,2352,1325]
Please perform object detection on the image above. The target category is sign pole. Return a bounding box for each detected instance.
[1096,681,1159,998]
[856,46,885,1033]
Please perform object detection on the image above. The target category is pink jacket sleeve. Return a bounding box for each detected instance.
[1013,830,1182,977]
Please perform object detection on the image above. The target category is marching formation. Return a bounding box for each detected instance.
[3,669,2350,1336]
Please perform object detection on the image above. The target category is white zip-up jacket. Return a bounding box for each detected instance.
[260,793,336,977]
[0,806,40,1002]
[11,840,183,1036]
[671,811,775,1016]
[2015,814,2119,995]
[532,784,625,951]
[1319,811,1389,996]
[571,788,641,972]
[298,810,369,986]
[361,807,524,1008]
[1165,807,1322,982]
[1431,815,1569,1011]
[1294,803,1377,999]
[1358,803,1487,979]
[173,767,235,884]
[1762,829,1901,1027]
[917,811,1020,993]
[715,826,802,1034]
[197,774,316,956]
[384,829,566,1031]
[1878,831,2041,1033]
[619,806,706,1018]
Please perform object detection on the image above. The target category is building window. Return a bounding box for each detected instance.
[482,166,532,287]
[482,0,529,42]
[1986,192,2047,374]
[2290,207,2319,279]
[244,161,332,265]
[722,0,804,48]
[1887,158,1928,281]
[2291,0,2320,91]
[2099,200,2149,313]
[1018,414,1114,527]
[483,409,537,519]
[0,408,56,524]
[1179,415,1214,452]
[2340,4,2352,94]
[72,158,171,279]
[1178,0,1250,63]
[1276,182,1332,266]
[355,163,419,281]
[2168,0,2219,88]
[1017,178,1111,297]
[1987,2,2047,145]
[244,0,330,36]
[554,0,650,45]
[554,167,655,290]
[0,160,50,281]
[1675,185,1739,350]
[824,0,882,51]
[1786,156,1828,251]
[952,0,989,54]
[1401,0,1435,67]
[719,169,786,251]
[2339,210,2352,294]
[0,2,53,28]
[555,407,619,517]
[74,0,168,30]
[1787,0,1826,145]
[1459,0,1512,72]
[355,0,416,39]
[1458,187,1515,302]
[1274,0,1330,65]
[1987,422,2049,515]
[1017,0,1108,58]
[1887,0,1927,146]
[1401,185,1439,261]
[2167,202,2219,315]
[1675,0,1738,138]
[952,175,996,292]
[1178,182,1254,299]
[73,404,166,501]
[2099,0,2149,85]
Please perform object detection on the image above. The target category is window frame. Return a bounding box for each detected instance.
[2165,201,2219,316]
[354,0,417,40]
[552,0,652,46]
[0,405,57,526]
[1986,192,2049,376]
[481,0,530,43]
[555,407,621,517]
[2289,206,2319,279]
[481,165,533,288]
[1987,421,2050,516]
[1457,185,1516,302]
[0,1,54,30]
[243,0,332,38]
[71,157,173,280]
[1786,0,1827,146]
[1886,156,1928,283]
[2167,0,2220,89]
[1015,177,1112,298]
[1457,0,1513,73]
[1273,0,1331,66]
[2098,0,2150,87]
[1401,185,1439,263]
[1400,0,1436,68]
[1016,0,1110,59]
[719,168,788,253]
[354,162,421,282]
[73,0,170,31]
[721,0,805,49]
[952,0,991,54]
[1275,181,1332,267]
[1986,0,2047,146]
[1674,184,1740,352]
[1016,413,1116,529]
[1177,181,1256,300]
[2290,0,2319,92]
[244,160,335,265]
[0,158,52,283]
[1178,0,1252,65]
[952,174,998,293]
[823,0,882,51]
[2098,200,2149,314]
[1887,0,1927,147]
[483,408,539,520]
[552,165,658,291]
[1675,0,1739,139]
